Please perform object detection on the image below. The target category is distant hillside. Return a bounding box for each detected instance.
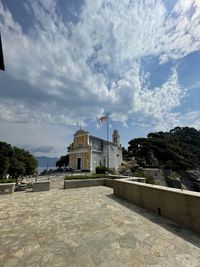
[122,127,200,191]
[35,156,58,167]
[128,127,200,170]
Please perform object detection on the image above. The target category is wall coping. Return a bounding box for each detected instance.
[0,183,16,185]
[114,179,200,197]
[33,181,50,184]
[64,178,106,182]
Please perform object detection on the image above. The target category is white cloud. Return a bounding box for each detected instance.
[0,0,200,153]
[154,110,200,132]
[0,121,74,156]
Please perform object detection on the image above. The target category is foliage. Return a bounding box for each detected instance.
[65,174,107,180]
[0,141,37,179]
[27,182,33,188]
[122,147,129,160]
[96,166,108,174]
[56,155,69,168]
[128,127,200,172]
[132,170,155,184]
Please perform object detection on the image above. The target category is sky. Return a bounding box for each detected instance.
[0,0,200,157]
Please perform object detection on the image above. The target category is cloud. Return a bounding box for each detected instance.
[0,121,74,156]
[187,80,200,90]
[154,110,200,132]
[23,145,54,154]
[0,0,199,130]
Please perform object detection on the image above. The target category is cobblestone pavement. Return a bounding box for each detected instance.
[0,186,199,267]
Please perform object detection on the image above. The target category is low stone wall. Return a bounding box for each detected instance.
[113,180,200,234]
[64,178,105,189]
[64,176,145,189]
[105,178,114,188]
[33,181,50,192]
[0,183,15,194]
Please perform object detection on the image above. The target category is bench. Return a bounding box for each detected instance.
[0,183,16,194]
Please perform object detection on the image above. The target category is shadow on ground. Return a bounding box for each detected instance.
[106,193,200,248]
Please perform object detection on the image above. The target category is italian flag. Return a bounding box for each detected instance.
[99,116,107,123]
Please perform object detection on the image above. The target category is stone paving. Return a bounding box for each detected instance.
[0,185,200,267]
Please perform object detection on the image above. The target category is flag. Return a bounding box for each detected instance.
[99,116,107,123]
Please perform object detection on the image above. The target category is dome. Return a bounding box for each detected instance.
[74,129,88,136]
[113,129,119,134]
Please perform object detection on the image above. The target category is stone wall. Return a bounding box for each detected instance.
[91,151,104,172]
[113,179,200,234]
[90,136,103,151]
[103,144,122,170]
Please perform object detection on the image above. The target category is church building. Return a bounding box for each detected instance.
[68,129,122,172]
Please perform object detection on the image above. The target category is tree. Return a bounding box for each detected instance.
[128,127,200,171]
[0,141,37,179]
[0,157,9,178]
[56,155,69,168]
[9,159,26,178]
[122,147,129,160]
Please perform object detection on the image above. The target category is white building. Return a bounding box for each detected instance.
[68,129,122,172]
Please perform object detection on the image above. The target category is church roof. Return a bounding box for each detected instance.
[74,129,88,136]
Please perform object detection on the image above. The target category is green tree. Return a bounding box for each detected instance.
[0,157,10,178]
[9,158,26,178]
[0,141,37,179]
[56,155,69,168]
[128,127,200,171]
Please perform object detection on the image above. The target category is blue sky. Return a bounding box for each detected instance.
[0,0,200,157]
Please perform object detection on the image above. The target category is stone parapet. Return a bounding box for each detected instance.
[113,179,200,234]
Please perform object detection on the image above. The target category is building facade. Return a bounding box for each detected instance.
[68,129,122,172]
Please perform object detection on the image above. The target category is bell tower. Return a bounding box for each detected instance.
[112,129,120,146]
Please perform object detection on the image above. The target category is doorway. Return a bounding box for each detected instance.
[77,158,81,170]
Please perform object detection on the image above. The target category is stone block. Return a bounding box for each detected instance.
[33,181,50,192]
[0,183,15,194]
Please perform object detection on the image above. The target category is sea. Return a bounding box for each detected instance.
[37,166,57,173]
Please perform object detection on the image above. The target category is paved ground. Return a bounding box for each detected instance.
[0,185,200,267]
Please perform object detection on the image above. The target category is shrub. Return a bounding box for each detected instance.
[27,182,33,188]
[132,171,155,185]
[96,166,108,174]
[107,168,116,174]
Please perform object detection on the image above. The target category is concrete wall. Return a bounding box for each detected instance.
[113,180,200,234]
[90,136,103,151]
[33,181,50,192]
[0,183,15,194]
[105,178,114,188]
[103,144,122,170]
[91,151,104,172]
[64,177,145,189]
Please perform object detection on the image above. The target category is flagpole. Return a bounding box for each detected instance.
[106,112,109,170]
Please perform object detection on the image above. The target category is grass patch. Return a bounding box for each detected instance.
[0,178,17,183]
[65,174,107,180]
